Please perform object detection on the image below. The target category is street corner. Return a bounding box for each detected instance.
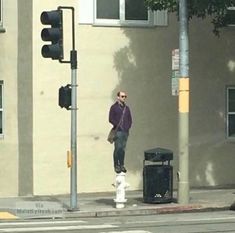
[0,211,18,220]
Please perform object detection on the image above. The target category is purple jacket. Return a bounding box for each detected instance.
[109,102,132,133]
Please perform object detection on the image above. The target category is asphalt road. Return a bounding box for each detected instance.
[1,210,235,232]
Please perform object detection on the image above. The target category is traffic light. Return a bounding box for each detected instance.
[40,10,63,60]
[59,85,71,110]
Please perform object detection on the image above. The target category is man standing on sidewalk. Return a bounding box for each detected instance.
[109,91,132,174]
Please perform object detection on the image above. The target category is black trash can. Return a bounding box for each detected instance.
[143,147,173,204]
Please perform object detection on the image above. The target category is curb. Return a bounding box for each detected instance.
[0,201,232,220]
[63,204,230,218]
[0,204,229,220]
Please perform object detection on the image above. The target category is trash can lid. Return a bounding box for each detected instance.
[144,147,173,162]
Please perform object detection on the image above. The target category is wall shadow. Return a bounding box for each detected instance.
[112,13,235,189]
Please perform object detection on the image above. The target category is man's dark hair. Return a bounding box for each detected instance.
[117,91,121,97]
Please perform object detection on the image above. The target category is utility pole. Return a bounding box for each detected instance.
[178,0,190,204]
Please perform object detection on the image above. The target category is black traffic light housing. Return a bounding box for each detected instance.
[41,10,63,60]
[59,85,71,110]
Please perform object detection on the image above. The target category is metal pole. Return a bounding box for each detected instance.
[57,6,78,210]
[70,50,78,210]
[178,0,189,204]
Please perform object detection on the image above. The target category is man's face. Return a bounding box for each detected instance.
[118,92,127,103]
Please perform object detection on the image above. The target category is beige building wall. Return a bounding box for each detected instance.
[0,0,18,197]
[189,21,235,186]
[76,14,235,192]
[0,0,234,197]
[33,0,77,195]
[33,0,235,195]
[0,0,33,197]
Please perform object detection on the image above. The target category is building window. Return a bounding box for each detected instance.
[227,87,235,138]
[0,0,5,32]
[94,0,153,26]
[0,0,2,27]
[0,81,3,137]
[79,0,167,26]
[125,0,148,21]
[227,7,235,26]
[96,0,120,20]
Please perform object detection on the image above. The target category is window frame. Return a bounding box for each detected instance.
[227,7,235,26]
[0,0,2,27]
[0,0,5,33]
[93,0,154,27]
[0,81,3,138]
[226,86,235,139]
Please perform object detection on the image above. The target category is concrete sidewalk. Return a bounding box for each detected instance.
[0,188,235,220]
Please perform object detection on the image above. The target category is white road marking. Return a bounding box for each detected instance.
[0,220,86,226]
[100,231,151,233]
[0,224,118,232]
[175,216,235,222]
[125,216,235,225]
[101,230,152,233]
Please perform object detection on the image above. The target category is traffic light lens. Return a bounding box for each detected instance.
[42,44,62,60]
[41,45,50,58]
[41,28,62,42]
[41,10,62,26]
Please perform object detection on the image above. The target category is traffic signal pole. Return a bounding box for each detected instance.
[58,7,78,211]
[40,6,78,211]
[70,50,78,210]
